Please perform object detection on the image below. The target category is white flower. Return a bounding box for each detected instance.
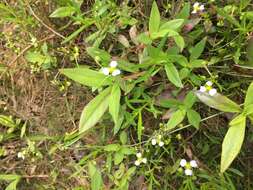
[151,139,157,145]
[192,2,205,14]
[101,60,121,76]
[142,158,147,164]
[206,81,213,86]
[199,86,206,92]
[17,152,25,160]
[111,69,121,76]
[136,152,142,158]
[190,160,198,168]
[209,88,217,96]
[110,60,118,68]
[101,67,110,75]
[199,81,217,96]
[184,169,193,176]
[158,141,164,147]
[135,160,140,166]
[180,159,187,167]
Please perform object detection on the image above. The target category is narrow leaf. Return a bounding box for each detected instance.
[149,1,160,34]
[88,162,103,190]
[176,2,190,19]
[165,63,183,88]
[79,88,111,134]
[159,19,184,31]
[137,111,143,142]
[221,116,246,173]
[194,91,241,113]
[109,84,121,125]
[244,82,253,107]
[50,7,76,18]
[60,68,112,88]
[62,25,86,44]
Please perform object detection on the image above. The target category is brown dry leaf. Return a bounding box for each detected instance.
[129,25,138,45]
[118,34,130,48]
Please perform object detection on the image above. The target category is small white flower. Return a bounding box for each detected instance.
[190,160,198,168]
[185,169,193,176]
[111,69,121,76]
[199,86,206,92]
[159,141,164,147]
[180,159,187,167]
[136,152,142,158]
[17,152,25,160]
[101,67,110,75]
[209,88,217,96]
[109,60,118,68]
[206,81,213,86]
[151,139,157,145]
[192,2,205,14]
[134,160,140,166]
[142,158,147,164]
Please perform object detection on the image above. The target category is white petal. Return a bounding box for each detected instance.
[142,158,147,164]
[190,160,198,168]
[180,159,187,167]
[151,139,157,145]
[209,88,217,96]
[159,141,164,147]
[110,60,118,68]
[206,81,213,86]
[111,69,121,76]
[193,2,199,8]
[199,86,207,92]
[184,169,193,176]
[135,160,140,166]
[200,4,205,11]
[191,10,197,14]
[101,67,110,75]
[136,152,142,158]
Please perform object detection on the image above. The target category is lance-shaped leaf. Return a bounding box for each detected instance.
[149,1,160,35]
[79,87,111,134]
[244,82,253,122]
[88,162,104,190]
[60,68,112,88]
[221,115,246,173]
[194,91,241,113]
[109,84,121,125]
[165,63,183,88]
[190,37,206,60]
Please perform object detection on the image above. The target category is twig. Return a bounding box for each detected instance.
[26,2,65,39]
[22,174,48,178]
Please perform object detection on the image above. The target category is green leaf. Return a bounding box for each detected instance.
[176,2,190,19]
[217,8,241,28]
[159,19,184,31]
[173,35,185,51]
[189,59,207,68]
[165,63,183,88]
[60,68,112,88]
[114,152,124,165]
[244,82,253,107]
[136,33,152,45]
[187,109,201,129]
[194,91,241,113]
[5,179,20,190]
[221,115,246,173]
[149,1,160,34]
[79,88,111,134]
[137,111,143,142]
[243,104,253,116]
[49,6,76,18]
[190,38,206,60]
[183,91,197,109]
[109,84,121,125]
[86,47,111,63]
[104,144,120,152]
[167,109,186,130]
[62,25,86,44]
[88,162,103,190]
[119,131,128,144]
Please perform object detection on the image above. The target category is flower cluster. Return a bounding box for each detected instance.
[199,81,217,96]
[192,2,204,14]
[101,60,121,76]
[134,152,147,166]
[180,159,198,176]
[151,135,164,147]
